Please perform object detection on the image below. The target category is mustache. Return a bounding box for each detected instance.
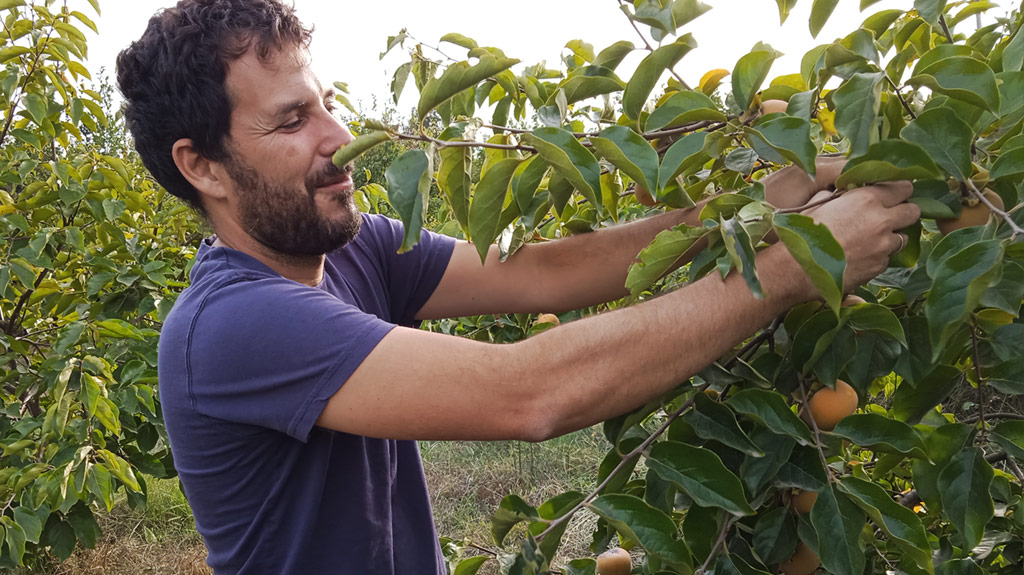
[307,161,353,190]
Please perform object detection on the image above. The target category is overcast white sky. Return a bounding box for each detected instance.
[83,0,995,115]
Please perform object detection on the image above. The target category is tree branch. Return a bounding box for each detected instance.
[884,75,917,120]
[966,179,1024,237]
[938,15,955,43]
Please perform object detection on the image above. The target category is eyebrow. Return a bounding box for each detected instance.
[269,81,336,120]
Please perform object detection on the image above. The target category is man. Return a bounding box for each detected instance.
[116,0,919,573]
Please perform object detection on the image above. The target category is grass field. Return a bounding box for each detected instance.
[18,427,611,574]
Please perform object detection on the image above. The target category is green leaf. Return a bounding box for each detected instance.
[937,447,994,551]
[331,131,391,169]
[776,445,829,491]
[743,116,817,176]
[862,9,905,38]
[843,303,906,344]
[626,223,712,295]
[775,0,798,24]
[836,140,942,189]
[588,494,693,568]
[659,132,708,190]
[440,33,478,50]
[683,392,764,457]
[809,485,866,575]
[721,216,763,298]
[892,365,963,425]
[559,66,625,105]
[4,519,26,565]
[97,449,141,492]
[672,0,713,29]
[469,158,520,264]
[492,495,539,546]
[590,126,659,194]
[832,72,884,157]
[646,90,726,131]
[437,126,471,235]
[418,54,518,119]
[991,147,1024,182]
[753,507,798,565]
[732,45,782,111]
[622,35,698,120]
[727,389,814,445]
[743,430,796,492]
[511,155,548,216]
[523,127,603,213]
[384,149,431,253]
[936,559,985,575]
[838,476,933,572]
[647,441,755,516]
[991,420,1024,461]
[908,56,1001,113]
[454,556,489,575]
[901,108,974,181]
[832,414,929,458]
[914,0,948,25]
[924,240,1003,356]
[594,41,635,71]
[774,213,845,313]
[809,0,840,38]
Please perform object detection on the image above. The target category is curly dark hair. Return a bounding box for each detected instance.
[116,0,313,212]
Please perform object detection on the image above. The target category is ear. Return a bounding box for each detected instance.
[172,138,230,202]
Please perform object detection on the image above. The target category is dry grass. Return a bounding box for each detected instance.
[19,428,612,574]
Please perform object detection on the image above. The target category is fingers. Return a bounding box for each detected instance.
[871,180,914,207]
[813,156,847,189]
[888,202,921,230]
[890,233,908,254]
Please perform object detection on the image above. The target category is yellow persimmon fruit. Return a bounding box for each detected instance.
[779,542,820,575]
[634,184,657,207]
[803,380,858,432]
[762,99,789,115]
[596,547,632,575]
[841,295,866,307]
[936,190,1004,235]
[536,313,560,326]
[791,489,818,514]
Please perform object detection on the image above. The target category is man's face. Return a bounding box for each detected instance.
[220,45,359,256]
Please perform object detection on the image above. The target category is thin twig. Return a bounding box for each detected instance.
[694,514,733,575]
[884,75,917,120]
[938,15,956,43]
[965,179,1024,237]
[393,131,537,152]
[963,412,1024,425]
[617,0,692,90]
[773,190,845,215]
[535,383,708,542]
[798,375,837,483]
[971,323,987,440]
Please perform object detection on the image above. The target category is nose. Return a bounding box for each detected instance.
[319,113,354,157]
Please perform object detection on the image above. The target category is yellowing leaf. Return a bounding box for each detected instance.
[699,68,730,95]
[818,108,838,136]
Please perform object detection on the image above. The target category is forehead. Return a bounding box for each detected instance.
[224,47,320,117]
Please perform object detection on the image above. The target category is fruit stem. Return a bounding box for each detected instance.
[965,179,1024,237]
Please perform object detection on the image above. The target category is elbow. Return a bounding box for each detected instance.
[502,342,561,443]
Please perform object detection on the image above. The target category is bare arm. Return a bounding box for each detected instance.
[318,183,920,442]
[416,157,849,320]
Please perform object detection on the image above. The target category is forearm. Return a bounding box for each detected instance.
[522,202,707,313]
[513,244,808,440]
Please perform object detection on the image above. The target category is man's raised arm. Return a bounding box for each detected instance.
[416,157,847,320]
[318,182,919,443]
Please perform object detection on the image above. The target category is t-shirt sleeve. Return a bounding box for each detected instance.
[185,275,394,441]
[361,214,456,325]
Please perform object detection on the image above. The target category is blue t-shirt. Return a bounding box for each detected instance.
[158,213,456,574]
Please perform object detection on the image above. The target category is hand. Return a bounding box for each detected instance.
[763,156,847,209]
[805,181,921,293]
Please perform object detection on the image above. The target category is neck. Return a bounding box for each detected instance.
[212,223,326,287]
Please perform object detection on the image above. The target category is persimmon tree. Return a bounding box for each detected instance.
[0,0,196,568]
[336,1,1024,574]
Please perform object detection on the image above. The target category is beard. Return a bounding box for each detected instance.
[223,153,361,257]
